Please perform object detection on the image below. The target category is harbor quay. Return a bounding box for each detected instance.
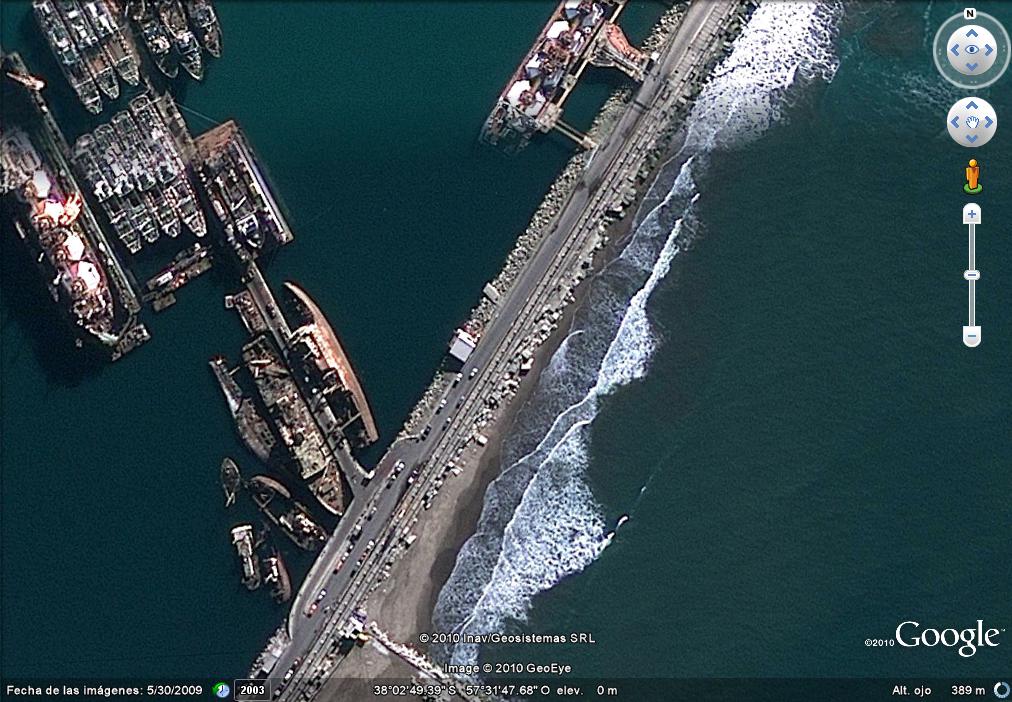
[260,2,756,700]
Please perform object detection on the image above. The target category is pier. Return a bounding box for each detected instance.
[210,256,379,519]
[265,2,751,698]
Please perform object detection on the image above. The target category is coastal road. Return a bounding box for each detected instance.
[269,1,741,698]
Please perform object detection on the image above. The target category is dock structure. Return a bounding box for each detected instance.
[211,270,360,516]
[481,0,651,150]
[212,260,376,515]
[142,242,213,311]
[195,121,295,264]
[71,90,206,254]
[242,334,341,486]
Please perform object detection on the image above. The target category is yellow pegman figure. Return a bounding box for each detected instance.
[965,159,982,194]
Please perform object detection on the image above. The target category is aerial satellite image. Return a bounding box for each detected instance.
[1,1,1009,701]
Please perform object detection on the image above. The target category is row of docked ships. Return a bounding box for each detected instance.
[127,0,221,81]
[33,0,220,115]
[72,92,206,253]
[33,0,140,114]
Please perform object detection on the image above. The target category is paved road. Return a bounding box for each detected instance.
[267,2,740,698]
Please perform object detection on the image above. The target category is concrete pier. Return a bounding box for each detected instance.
[265,2,752,698]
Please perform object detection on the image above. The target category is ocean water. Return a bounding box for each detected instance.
[434,0,1012,682]
[0,0,669,681]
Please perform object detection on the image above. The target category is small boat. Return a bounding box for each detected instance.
[262,549,291,604]
[230,524,261,591]
[248,475,328,551]
[220,457,240,507]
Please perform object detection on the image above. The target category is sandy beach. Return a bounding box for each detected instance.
[319,118,692,698]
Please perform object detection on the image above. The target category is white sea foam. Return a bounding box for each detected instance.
[433,1,843,669]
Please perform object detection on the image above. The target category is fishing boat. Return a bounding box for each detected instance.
[32,0,102,113]
[230,524,261,590]
[248,475,327,551]
[56,0,119,100]
[220,457,240,507]
[137,4,178,79]
[184,0,221,58]
[159,0,203,80]
[82,0,141,86]
[262,549,291,604]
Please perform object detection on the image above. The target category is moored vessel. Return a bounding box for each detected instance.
[2,54,143,359]
[248,475,328,551]
[159,0,203,80]
[82,0,141,87]
[262,549,291,604]
[184,0,221,58]
[33,0,102,113]
[136,4,178,79]
[230,524,261,590]
[220,457,240,507]
[55,0,119,101]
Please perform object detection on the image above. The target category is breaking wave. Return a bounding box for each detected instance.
[433,1,842,669]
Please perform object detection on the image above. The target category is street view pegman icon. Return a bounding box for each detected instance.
[964,159,982,193]
[947,97,997,147]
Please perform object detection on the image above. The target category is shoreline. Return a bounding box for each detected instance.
[314,2,753,696]
[420,126,693,647]
[321,122,693,695]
